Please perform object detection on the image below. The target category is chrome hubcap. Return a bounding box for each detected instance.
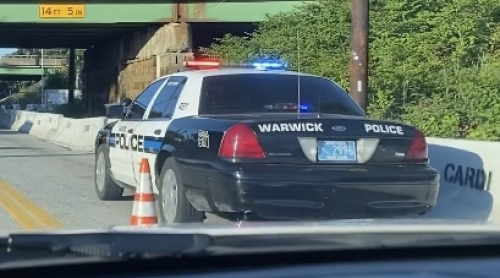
[162,169,178,222]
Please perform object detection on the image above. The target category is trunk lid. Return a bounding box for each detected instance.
[233,114,421,165]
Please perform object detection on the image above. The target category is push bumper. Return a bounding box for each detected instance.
[181,163,440,220]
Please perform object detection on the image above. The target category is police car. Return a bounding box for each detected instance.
[94,59,440,224]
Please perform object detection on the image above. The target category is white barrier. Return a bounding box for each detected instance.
[0,109,111,153]
[0,109,499,224]
[424,138,499,222]
[50,116,109,152]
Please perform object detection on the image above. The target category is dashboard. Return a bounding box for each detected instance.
[158,258,500,278]
[1,244,500,278]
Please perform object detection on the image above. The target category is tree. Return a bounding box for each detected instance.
[44,69,69,89]
[202,0,500,140]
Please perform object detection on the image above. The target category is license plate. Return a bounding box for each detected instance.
[317,140,357,162]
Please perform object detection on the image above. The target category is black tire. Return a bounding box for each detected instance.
[158,157,204,224]
[95,144,124,200]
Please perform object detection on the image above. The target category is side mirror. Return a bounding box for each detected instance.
[120,98,133,107]
[104,103,125,119]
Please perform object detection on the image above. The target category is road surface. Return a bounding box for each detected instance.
[0,129,228,234]
[1,129,494,234]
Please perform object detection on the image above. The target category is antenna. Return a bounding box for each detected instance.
[296,28,301,118]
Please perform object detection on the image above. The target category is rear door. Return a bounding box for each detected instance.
[132,76,188,188]
[198,73,419,165]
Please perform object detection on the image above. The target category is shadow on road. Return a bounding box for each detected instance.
[18,122,33,133]
[0,130,23,135]
[105,193,134,202]
[0,153,92,158]
[0,146,40,150]
[118,196,134,201]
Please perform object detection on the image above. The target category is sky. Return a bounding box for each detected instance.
[0,48,16,55]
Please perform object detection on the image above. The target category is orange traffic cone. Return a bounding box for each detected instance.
[131,158,158,226]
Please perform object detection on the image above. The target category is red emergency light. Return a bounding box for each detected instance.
[183,59,221,69]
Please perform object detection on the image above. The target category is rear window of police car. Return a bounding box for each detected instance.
[198,74,364,116]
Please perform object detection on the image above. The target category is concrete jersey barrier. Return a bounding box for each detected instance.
[424,138,499,222]
[49,116,109,152]
[0,109,111,153]
[0,109,499,224]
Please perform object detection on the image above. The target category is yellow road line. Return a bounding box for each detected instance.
[0,179,63,230]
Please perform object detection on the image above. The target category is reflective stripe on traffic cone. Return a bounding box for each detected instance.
[131,158,158,226]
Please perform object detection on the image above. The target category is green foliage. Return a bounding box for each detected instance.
[203,0,500,140]
[44,70,69,89]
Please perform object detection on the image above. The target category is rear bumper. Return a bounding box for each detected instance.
[180,162,440,220]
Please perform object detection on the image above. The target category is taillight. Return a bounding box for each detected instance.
[219,124,266,159]
[405,130,428,162]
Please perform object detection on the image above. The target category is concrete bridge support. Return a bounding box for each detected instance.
[82,23,194,115]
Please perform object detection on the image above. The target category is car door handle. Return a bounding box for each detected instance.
[154,129,162,135]
[127,129,134,134]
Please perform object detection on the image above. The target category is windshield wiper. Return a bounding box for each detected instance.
[2,232,213,259]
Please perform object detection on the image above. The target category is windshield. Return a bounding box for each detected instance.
[198,74,365,116]
[0,0,499,268]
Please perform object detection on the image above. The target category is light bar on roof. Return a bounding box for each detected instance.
[247,59,288,70]
[183,60,221,68]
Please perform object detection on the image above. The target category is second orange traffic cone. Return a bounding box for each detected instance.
[131,158,158,226]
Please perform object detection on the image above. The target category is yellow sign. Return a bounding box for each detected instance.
[39,4,85,18]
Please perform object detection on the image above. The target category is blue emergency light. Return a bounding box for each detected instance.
[247,59,288,71]
[300,104,310,111]
[183,58,289,71]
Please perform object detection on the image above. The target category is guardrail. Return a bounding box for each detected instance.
[0,55,66,67]
[0,108,498,224]
[0,54,67,60]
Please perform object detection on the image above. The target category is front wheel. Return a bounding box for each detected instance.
[158,157,204,224]
[95,145,124,200]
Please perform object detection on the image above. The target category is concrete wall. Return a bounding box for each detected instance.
[82,23,194,115]
[121,22,191,60]
[118,53,194,100]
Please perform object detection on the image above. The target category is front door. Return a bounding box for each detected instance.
[132,76,187,191]
[108,78,167,187]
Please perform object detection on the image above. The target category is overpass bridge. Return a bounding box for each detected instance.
[0,0,306,113]
[0,1,303,48]
[0,55,65,80]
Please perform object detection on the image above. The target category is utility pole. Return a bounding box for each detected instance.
[350,0,369,112]
[68,49,75,104]
[41,49,45,105]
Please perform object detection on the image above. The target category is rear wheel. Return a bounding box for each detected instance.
[158,157,204,224]
[95,145,124,200]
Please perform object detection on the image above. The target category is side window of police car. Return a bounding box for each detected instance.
[127,79,165,120]
[147,76,187,119]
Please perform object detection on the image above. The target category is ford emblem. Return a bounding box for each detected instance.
[331,126,346,131]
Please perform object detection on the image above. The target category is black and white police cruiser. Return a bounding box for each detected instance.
[94,58,440,224]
